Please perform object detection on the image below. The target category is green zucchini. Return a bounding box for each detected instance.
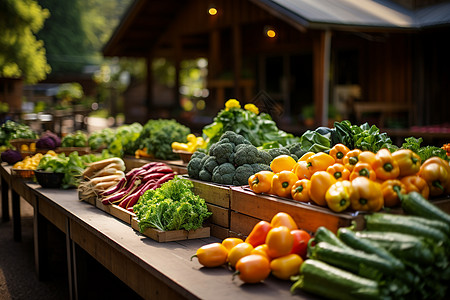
[309,241,397,279]
[365,213,447,244]
[313,226,349,248]
[290,259,380,300]
[337,227,405,271]
[401,191,450,226]
[354,231,435,265]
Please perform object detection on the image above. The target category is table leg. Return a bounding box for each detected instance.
[12,189,21,241]
[34,196,49,280]
[66,219,75,300]
[72,242,88,300]
[1,176,10,222]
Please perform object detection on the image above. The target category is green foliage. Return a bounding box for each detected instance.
[401,137,449,162]
[0,0,50,83]
[107,123,143,157]
[0,120,37,147]
[133,177,211,231]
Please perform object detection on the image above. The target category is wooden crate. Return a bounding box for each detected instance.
[123,156,187,174]
[131,218,210,242]
[230,186,364,235]
[95,198,134,224]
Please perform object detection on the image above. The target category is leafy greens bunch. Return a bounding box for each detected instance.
[0,120,37,147]
[401,137,449,162]
[107,122,143,157]
[202,99,299,148]
[132,119,190,160]
[133,176,211,232]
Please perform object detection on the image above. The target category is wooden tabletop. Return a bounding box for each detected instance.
[1,163,316,299]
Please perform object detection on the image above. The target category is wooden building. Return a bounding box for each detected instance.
[103,0,450,132]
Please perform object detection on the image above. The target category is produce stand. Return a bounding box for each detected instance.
[123,156,188,175]
[0,162,318,300]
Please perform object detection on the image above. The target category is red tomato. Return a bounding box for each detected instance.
[290,229,311,259]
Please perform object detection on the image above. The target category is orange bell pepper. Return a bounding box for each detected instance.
[270,155,297,173]
[306,152,335,174]
[372,148,400,180]
[400,175,430,199]
[380,179,407,207]
[309,171,337,206]
[233,254,271,283]
[358,151,376,166]
[245,221,272,248]
[227,242,254,268]
[270,253,303,280]
[329,144,350,164]
[299,152,315,162]
[343,149,362,172]
[191,243,228,267]
[265,226,294,258]
[326,163,350,181]
[248,171,274,194]
[293,160,311,180]
[421,156,450,194]
[418,161,449,196]
[290,229,311,259]
[270,212,298,231]
[350,176,384,212]
[291,179,311,202]
[272,171,298,198]
[392,149,421,177]
[349,162,376,181]
[325,180,357,212]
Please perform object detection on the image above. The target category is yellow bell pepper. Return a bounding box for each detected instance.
[372,148,400,180]
[306,152,335,174]
[270,253,303,280]
[270,155,297,173]
[380,179,407,207]
[248,171,275,194]
[329,144,350,164]
[400,175,430,199]
[350,177,383,212]
[309,171,337,206]
[325,180,356,212]
[271,171,298,198]
[349,162,376,181]
[392,149,421,177]
[326,163,350,181]
[291,179,311,202]
[292,160,311,180]
[343,149,362,172]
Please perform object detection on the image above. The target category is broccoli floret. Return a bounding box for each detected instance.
[187,151,207,179]
[265,147,291,160]
[290,154,299,161]
[209,141,235,164]
[233,163,271,186]
[234,144,260,166]
[286,142,307,159]
[251,163,271,173]
[212,163,236,185]
[256,150,273,165]
[221,131,251,146]
[199,169,212,182]
[203,156,219,173]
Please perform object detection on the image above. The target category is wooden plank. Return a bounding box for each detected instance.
[230,186,359,233]
[188,177,231,208]
[70,220,185,300]
[230,211,261,238]
[109,205,134,225]
[38,198,67,233]
[207,223,230,240]
[206,203,229,228]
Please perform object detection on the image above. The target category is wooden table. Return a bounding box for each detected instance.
[0,163,312,300]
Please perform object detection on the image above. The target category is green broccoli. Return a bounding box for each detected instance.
[209,141,235,164]
[264,147,291,160]
[220,131,251,146]
[212,163,236,185]
[234,144,260,166]
[256,149,273,165]
[286,142,307,160]
[203,156,219,173]
[187,151,207,179]
[199,169,212,182]
[233,163,271,186]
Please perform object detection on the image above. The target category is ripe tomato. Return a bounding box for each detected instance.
[290,229,311,259]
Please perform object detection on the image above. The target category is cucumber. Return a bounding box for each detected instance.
[313,226,349,249]
[309,241,397,279]
[354,231,435,265]
[291,259,380,300]
[365,213,447,244]
[402,191,450,226]
[337,227,405,271]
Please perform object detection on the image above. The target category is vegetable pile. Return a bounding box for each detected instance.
[133,176,211,232]
[88,128,115,151]
[291,195,450,299]
[1,149,23,165]
[61,130,88,147]
[100,162,175,211]
[36,130,61,150]
[191,212,311,283]
[249,143,450,213]
[0,120,37,147]
[187,131,272,185]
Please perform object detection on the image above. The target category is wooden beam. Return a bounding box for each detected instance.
[233,24,242,100]
[313,30,332,127]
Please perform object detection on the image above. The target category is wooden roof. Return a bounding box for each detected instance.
[103,0,450,57]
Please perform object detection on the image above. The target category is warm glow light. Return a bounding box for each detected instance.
[208,7,217,15]
[266,29,276,38]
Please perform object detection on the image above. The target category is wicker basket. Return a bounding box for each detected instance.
[9,139,38,151]
[11,168,35,179]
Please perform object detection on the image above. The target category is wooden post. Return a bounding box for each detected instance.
[233,24,242,101]
[174,37,182,109]
[313,30,332,127]
[145,53,153,110]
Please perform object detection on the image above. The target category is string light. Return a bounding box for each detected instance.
[264,26,276,38]
[208,5,217,16]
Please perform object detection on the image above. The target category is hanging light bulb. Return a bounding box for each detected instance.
[264,26,276,38]
[208,5,218,16]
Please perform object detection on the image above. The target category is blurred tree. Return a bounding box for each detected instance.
[0,0,51,83]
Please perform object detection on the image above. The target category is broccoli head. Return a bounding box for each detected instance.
[209,141,235,164]
[220,131,251,146]
[233,163,271,186]
[265,147,291,160]
[256,149,273,165]
[187,151,207,179]
[211,163,236,185]
[203,156,219,173]
[234,144,260,166]
[286,142,307,159]
[199,169,212,182]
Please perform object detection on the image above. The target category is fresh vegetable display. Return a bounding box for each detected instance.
[171,133,206,153]
[133,176,211,231]
[100,162,176,211]
[132,119,190,160]
[291,201,450,300]
[0,120,37,147]
[187,131,272,185]
[191,212,311,284]
[1,149,23,165]
[88,128,115,150]
[36,130,61,150]
[61,130,88,147]
[107,122,143,157]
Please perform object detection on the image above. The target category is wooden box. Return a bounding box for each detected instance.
[95,198,135,224]
[230,186,364,235]
[131,218,210,242]
[185,177,232,239]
